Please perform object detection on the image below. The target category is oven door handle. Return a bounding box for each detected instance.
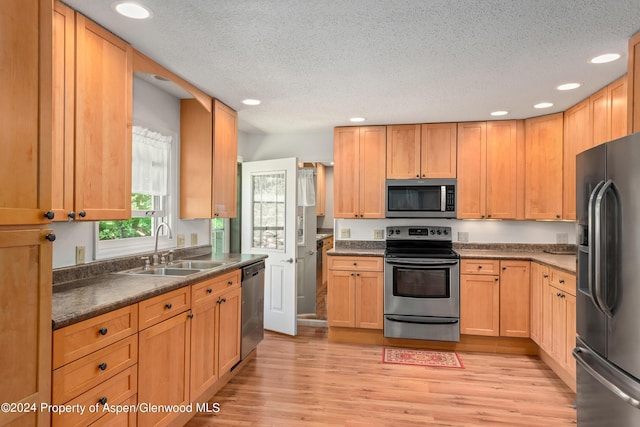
[385,315,459,325]
[385,259,459,267]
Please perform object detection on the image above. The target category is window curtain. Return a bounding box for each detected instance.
[131,126,172,196]
[297,168,316,207]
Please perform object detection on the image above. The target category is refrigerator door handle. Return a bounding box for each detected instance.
[588,180,606,314]
[594,179,618,318]
[574,346,640,409]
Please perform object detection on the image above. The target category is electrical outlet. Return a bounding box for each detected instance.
[76,246,85,264]
[556,232,568,244]
[340,228,351,239]
[458,232,469,243]
[191,233,198,246]
[177,234,185,247]
[373,229,384,239]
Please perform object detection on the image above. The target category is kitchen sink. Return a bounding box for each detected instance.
[167,260,227,269]
[133,267,202,276]
[117,259,227,277]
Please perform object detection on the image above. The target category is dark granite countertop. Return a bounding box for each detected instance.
[52,253,267,330]
[328,247,385,257]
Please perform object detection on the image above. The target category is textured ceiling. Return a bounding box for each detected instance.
[62,0,640,134]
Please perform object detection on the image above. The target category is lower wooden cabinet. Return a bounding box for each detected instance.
[530,262,549,345]
[327,256,384,330]
[460,259,530,338]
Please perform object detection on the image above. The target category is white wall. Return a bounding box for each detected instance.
[334,218,577,244]
[239,131,333,163]
[51,78,210,268]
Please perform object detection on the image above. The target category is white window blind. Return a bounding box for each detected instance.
[131,125,172,196]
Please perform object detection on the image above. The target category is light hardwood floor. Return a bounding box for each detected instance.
[187,327,576,426]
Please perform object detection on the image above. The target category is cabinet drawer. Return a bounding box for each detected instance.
[53,305,138,369]
[550,268,576,296]
[52,335,138,405]
[460,259,500,275]
[139,287,191,330]
[328,256,383,271]
[88,394,137,426]
[51,365,137,427]
[192,270,241,305]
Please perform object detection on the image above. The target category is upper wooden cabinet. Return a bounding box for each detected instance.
[563,99,591,220]
[457,121,523,219]
[333,126,386,218]
[609,75,628,140]
[386,123,456,179]
[316,163,326,216]
[51,3,133,221]
[0,0,52,226]
[524,113,564,220]
[628,31,640,134]
[180,99,238,219]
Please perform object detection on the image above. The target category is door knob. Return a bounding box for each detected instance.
[281,258,294,263]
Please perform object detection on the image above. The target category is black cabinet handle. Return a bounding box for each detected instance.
[68,211,76,220]
[45,233,56,242]
[227,280,233,286]
[502,266,506,270]
[98,397,107,405]
[543,274,549,278]
[559,279,565,284]
[165,303,172,310]
[188,313,194,319]
[98,328,108,336]
[44,211,55,220]
[98,363,107,371]
[79,210,87,218]
[207,288,213,294]
[221,297,227,303]
[217,297,222,304]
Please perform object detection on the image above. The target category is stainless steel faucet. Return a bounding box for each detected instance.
[153,222,173,265]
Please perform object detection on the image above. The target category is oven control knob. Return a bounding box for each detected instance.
[430,230,435,235]
[395,229,400,234]
[437,230,442,235]
[443,230,448,235]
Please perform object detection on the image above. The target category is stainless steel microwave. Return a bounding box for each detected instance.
[385,179,456,218]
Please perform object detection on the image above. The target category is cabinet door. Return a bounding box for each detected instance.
[316,163,326,216]
[74,14,132,220]
[460,274,499,336]
[486,121,518,219]
[563,99,591,220]
[549,287,566,362]
[421,123,457,178]
[0,0,52,225]
[218,287,241,375]
[327,270,355,327]
[212,99,238,218]
[355,271,383,330]
[609,75,628,140]
[530,263,549,345]
[565,293,577,377]
[0,229,52,427]
[52,0,75,222]
[524,113,563,220]
[190,294,218,399]
[456,122,486,219]
[630,31,640,134]
[590,87,610,147]
[333,127,360,218]
[386,124,421,179]
[359,127,386,218]
[499,261,530,337]
[138,312,191,427]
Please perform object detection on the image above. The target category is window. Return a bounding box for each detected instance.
[251,171,286,250]
[211,218,228,254]
[95,125,176,259]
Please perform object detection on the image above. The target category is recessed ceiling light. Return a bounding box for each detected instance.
[534,102,554,109]
[590,53,621,64]
[490,111,509,116]
[349,117,366,122]
[242,99,261,106]
[112,2,152,19]
[557,83,581,91]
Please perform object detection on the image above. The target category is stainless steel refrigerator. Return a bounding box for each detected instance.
[575,132,640,426]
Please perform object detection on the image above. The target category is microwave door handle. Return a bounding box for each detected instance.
[588,180,605,314]
[441,185,446,212]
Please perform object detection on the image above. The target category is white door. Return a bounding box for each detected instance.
[241,158,298,336]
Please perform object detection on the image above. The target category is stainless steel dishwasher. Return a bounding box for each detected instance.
[241,260,265,360]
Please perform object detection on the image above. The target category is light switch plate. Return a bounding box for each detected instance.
[177,234,185,247]
[340,229,351,238]
[191,233,198,245]
[458,232,469,243]
[373,229,384,239]
[76,246,85,264]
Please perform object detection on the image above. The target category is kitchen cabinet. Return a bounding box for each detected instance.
[333,127,386,218]
[457,121,523,219]
[590,86,610,146]
[73,13,133,221]
[460,259,530,338]
[499,261,530,338]
[562,99,591,220]
[629,31,640,134]
[316,163,326,216]
[138,288,191,427]
[524,113,564,220]
[386,124,457,179]
[530,262,549,345]
[0,229,53,427]
[609,75,628,140]
[180,99,238,219]
[190,270,242,399]
[327,256,384,329]
[0,0,52,226]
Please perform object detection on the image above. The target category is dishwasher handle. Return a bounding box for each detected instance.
[242,260,266,281]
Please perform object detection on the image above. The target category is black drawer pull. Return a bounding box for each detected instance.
[165,303,172,309]
[98,397,107,405]
[207,288,213,293]
[98,328,108,336]
[98,363,107,371]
